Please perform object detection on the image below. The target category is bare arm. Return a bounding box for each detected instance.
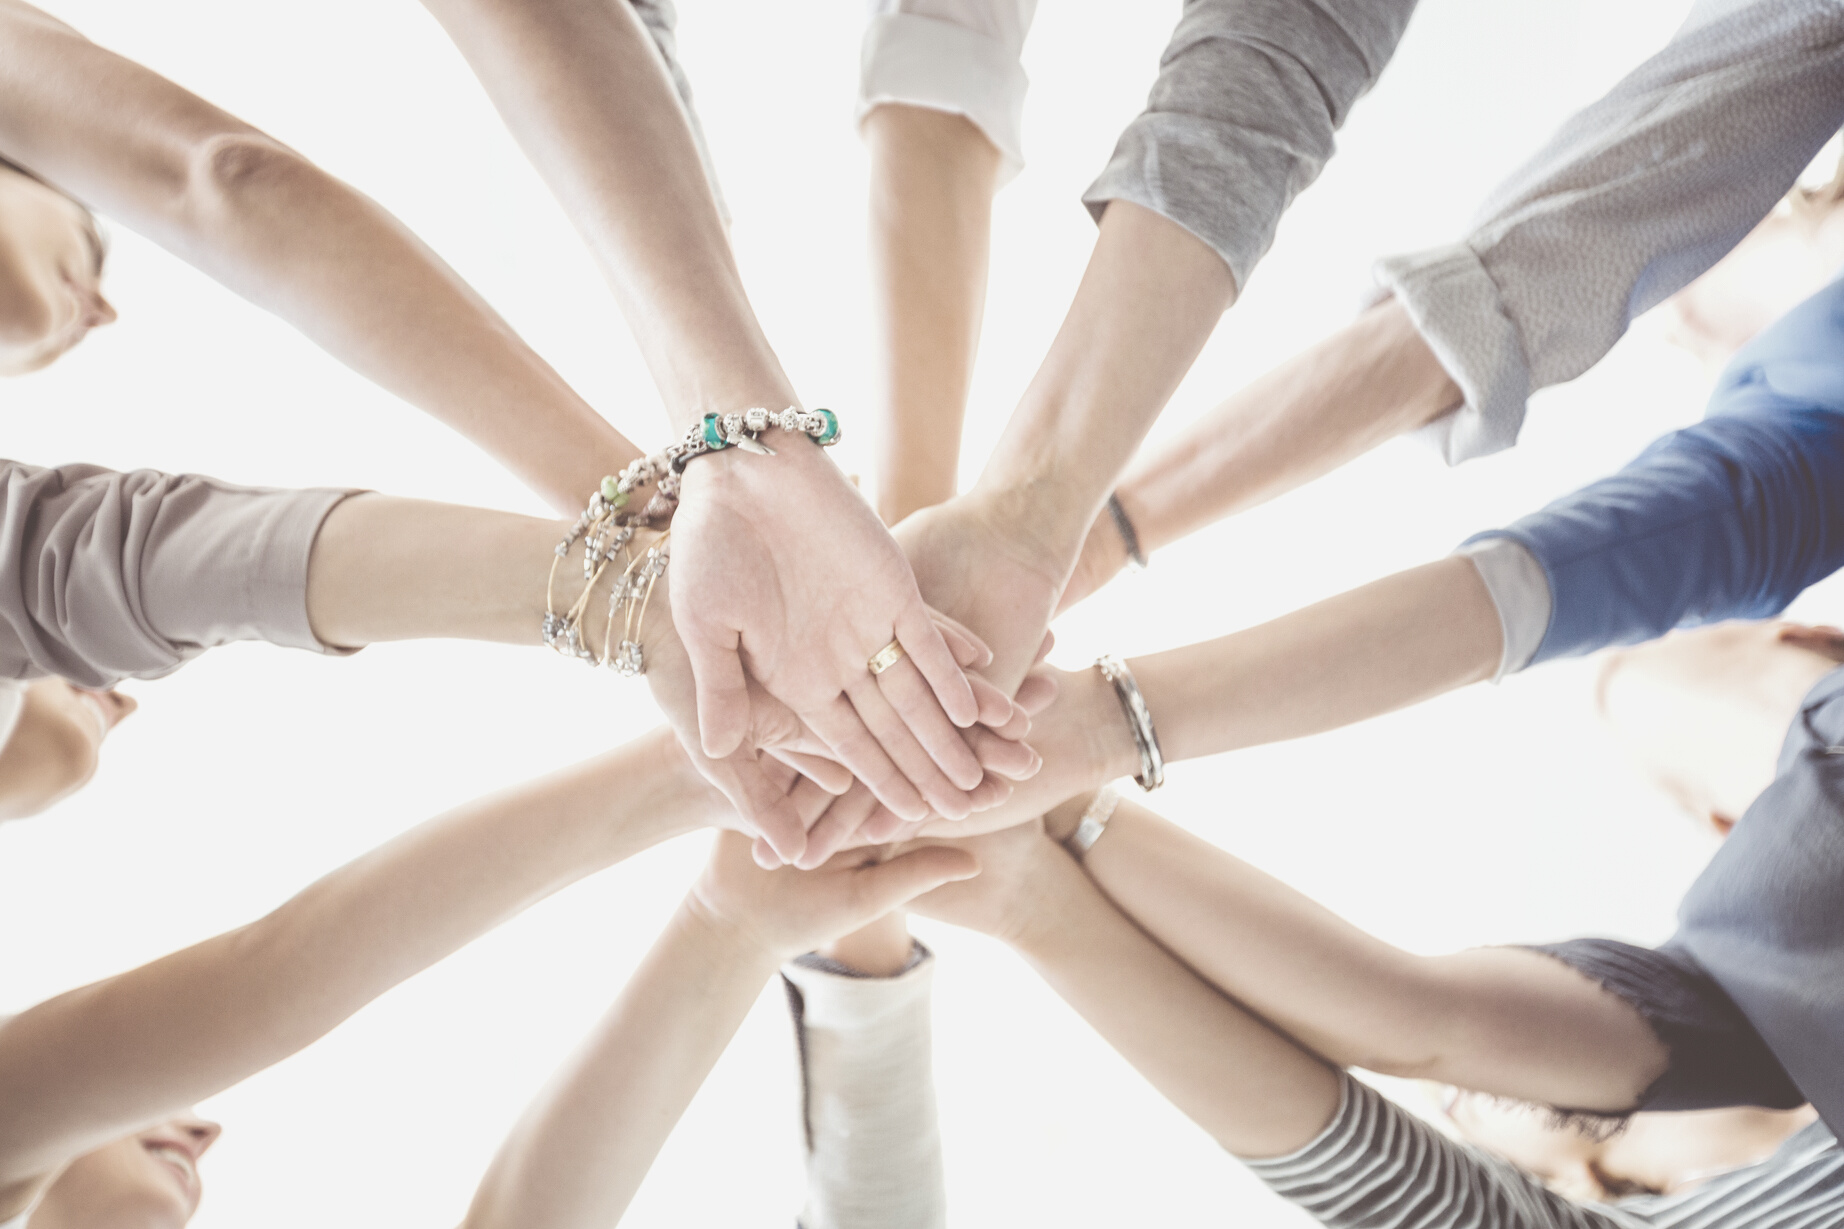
[0,728,717,1196]
[1051,798,1666,1112]
[417,0,995,849]
[912,823,1341,1158]
[864,106,1002,525]
[459,831,976,1229]
[1064,300,1460,604]
[0,0,635,513]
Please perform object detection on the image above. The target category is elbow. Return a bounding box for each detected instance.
[180,132,319,226]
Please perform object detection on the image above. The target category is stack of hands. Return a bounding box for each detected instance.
[646,435,1117,868]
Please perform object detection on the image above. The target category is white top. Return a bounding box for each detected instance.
[1455,537,1551,680]
[858,0,1038,183]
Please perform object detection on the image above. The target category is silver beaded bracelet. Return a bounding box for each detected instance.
[1095,654,1164,791]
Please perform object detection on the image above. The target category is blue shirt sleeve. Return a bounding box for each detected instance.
[1464,275,1844,667]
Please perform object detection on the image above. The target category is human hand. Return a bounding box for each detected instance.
[672,440,1016,826]
[895,490,1073,694]
[1056,504,1133,615]
[899,820,1068,946]
[801,660,1136,857]
[689,830,979,962]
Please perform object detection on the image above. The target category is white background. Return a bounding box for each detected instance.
[1,1,1836,1225]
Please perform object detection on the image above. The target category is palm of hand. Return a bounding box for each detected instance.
[895,496,1066,692]
[904,821,1052,943]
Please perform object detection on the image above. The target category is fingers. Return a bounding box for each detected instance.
[717,754,808,866]
[928,607,994,669]
[967,771,1013,812]
[681,629,752,759]
[847,846,980,918]
[895,603,978,728]
[862,811,924,845]
[846,675,975,819]
[798,781,883,870]
[803,694,930,823]
[768,747,855,796]
[1014,670,1058,717]
[870,655,984,791]
[968,673,1023,732]
[966,724,1041,782]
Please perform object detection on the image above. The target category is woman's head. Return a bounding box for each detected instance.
[1444,1089,1813,1203]
[0,678,136,820]
[1595,621,1844,835]
[26,1116,220,1229]
[0,162,113,375]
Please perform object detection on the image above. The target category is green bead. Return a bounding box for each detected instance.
[600,476,619,501]
[813,407,840,445]
[610,489,629,508]
[701,413,728,450]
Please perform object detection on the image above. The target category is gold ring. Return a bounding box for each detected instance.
[867,638,907,675]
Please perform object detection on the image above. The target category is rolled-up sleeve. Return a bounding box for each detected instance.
[858,1,1036,184]
[1382,0,1844,465]
[1464,275,1844,670]
[0,461,356,688]
[1083,0,1418,291]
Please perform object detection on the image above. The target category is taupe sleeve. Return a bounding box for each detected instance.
[1083,0,1419,290]
[0,461,357,687]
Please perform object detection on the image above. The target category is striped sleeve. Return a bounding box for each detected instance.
[1241,1074,1639,1229]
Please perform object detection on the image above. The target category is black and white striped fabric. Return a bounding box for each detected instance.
[1245,1074,1844,1229]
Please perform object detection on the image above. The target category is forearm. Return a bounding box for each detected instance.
[1075,302,1457,593]
[0,730,714,1184]
[304,494,571,649]
[974,202,1236,570]
[1009,839,1340,1158]
[420,0,796,428]
[1132,557,1500,765]
[0,2,634,513]
[463,897,776,1229]
[865,105,1001,524]
[1065,800,1665,1110]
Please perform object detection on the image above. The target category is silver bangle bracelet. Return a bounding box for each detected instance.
[1064,786,1121,859]
[1095,654,1165,791]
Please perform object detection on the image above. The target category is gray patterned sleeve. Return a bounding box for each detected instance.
[1380,0,1844,465]
[1243,1074,1630,1229]
[1082,0,1419,291]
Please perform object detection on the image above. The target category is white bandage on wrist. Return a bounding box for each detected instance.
[782,943,946,1229]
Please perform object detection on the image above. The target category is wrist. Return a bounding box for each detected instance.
[1070,661,1144,786]
[1003,842,1090,958]
[678,886,790,974]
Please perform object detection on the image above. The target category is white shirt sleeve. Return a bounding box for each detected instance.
[1455,536,1552,680]
[858,0,1038,183]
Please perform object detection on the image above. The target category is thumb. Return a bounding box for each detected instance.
[850,847,980,919]
[682,626,752,759]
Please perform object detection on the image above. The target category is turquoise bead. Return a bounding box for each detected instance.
[813,407,840,445]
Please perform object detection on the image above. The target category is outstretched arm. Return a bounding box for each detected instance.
[458,831,976,1229]
[417,0,1000,845]
[0,0,636,513]
[0,728,718,1201]
[915,823,1648,1229]
[1047,798,1666,1113]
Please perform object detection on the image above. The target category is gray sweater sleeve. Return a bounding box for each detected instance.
[1380,0,1844,465]
[626,0,728,222]
[1082,0,1419,291]
[0,461,355,688]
